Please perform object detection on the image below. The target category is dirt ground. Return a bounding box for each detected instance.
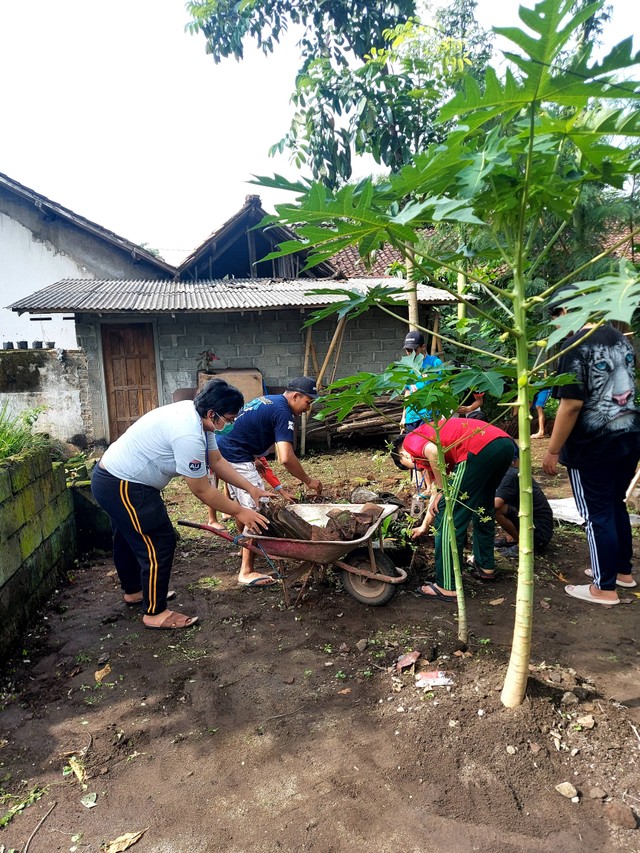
[1,438,640,853]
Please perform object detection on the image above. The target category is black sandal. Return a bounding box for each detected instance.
[470,565,498,582]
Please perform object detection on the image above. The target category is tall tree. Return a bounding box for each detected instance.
[185,1,417,65]
[186,0,493,186]
[256,0,640,705]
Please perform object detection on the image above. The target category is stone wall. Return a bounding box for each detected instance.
[0,349,90,445]
[0,448,76,659]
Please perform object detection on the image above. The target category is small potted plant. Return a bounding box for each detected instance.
[196,349,220,386]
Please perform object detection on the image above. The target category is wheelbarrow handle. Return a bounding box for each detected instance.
[177,519,266,557]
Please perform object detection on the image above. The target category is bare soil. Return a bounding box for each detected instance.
[1,439,640,853]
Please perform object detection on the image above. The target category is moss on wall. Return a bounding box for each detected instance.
[0,447,76,658]
[0,350,48,392]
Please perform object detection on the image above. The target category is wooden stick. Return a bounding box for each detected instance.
[329,318,347,385]
[24,801,56,853]
[430,311,441,355]
[317,316,347,389]
[310,341,320,376]
[302,324,313,376]
[300,324,314,456]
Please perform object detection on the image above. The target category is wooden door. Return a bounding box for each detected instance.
[102,323,159,440]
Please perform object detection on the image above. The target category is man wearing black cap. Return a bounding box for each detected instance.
[401,330,443,432]
[217,377,323,586]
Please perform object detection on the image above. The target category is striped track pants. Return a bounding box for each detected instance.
[568,452,638,591]
[91,464,176,614]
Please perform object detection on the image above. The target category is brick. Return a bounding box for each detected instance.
[0,533,22,585]
[0,493,26,538]
[17,514,43,560]
[9,455,37,493]
[51,461,67,493]
[0,467,12,502]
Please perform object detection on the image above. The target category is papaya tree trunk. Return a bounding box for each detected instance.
[500,276,536,707]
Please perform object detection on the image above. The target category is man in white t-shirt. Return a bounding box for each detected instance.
[92,379,270,630]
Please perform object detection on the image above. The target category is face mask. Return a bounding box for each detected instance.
[215,421,235,435]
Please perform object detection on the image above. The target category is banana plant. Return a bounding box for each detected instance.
[257,0,640,705]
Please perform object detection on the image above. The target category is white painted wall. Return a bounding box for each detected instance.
[0,213,91,348]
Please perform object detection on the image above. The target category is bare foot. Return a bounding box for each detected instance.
[530,433,544,439]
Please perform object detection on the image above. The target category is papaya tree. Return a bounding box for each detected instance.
[257,0,640,706]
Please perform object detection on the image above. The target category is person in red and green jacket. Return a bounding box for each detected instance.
[392,418,513,602]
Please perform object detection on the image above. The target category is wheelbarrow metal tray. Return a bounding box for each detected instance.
[249,503,398,563]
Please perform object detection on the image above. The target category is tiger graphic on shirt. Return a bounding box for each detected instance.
[571,337,639,434]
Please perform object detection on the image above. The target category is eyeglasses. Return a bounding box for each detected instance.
[212,412,236,425]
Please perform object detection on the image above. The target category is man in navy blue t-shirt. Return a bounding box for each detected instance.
[217,377,323,587]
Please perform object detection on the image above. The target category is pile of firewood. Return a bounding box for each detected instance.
[261,503,383,542]
[305,396,403,441]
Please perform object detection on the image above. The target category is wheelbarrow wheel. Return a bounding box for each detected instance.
[340,548,400,606]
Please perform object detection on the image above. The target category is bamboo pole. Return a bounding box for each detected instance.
[328,319,347,385]
[310,341,320,376]
[430,312,441,356]
[300,324,314,457]
[317,316,347,389]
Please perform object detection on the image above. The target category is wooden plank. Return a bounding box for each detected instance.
[198,368,264,405]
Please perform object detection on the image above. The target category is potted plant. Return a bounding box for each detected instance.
[196,349,220,387]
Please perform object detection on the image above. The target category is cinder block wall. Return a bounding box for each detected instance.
[0,448,76,658]
[77,306,435,444]
[154,309,417,400]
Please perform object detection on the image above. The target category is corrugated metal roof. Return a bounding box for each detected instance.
[8,278,457,314]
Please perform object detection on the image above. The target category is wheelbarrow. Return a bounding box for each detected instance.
[178,503,407,606]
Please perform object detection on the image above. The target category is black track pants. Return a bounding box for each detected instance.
[91,464,176,614]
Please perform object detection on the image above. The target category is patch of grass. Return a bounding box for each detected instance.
[0,784,48,828]
[188,576,222,591]
[0,403,50,461]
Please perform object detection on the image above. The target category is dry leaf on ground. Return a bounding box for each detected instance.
[95,663,112,683]
[102,828,149,852]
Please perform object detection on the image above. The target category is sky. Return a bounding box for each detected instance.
[0,0,637,267]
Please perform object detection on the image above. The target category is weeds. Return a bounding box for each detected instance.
[0,403,49,461]
[0,784,48,828]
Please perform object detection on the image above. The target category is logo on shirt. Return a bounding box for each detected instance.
[188,459,202,471]
[288,420,294,431]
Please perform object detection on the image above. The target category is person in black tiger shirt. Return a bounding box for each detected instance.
[543,321,640,606]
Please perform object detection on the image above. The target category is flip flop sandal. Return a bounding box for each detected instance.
[467,562,498,582]
[565,584,619,606]
[583,569,637,588]
[125,590,176,607]
[238,575,276,588]
[415,582,456,603]
[144,612,199,629]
